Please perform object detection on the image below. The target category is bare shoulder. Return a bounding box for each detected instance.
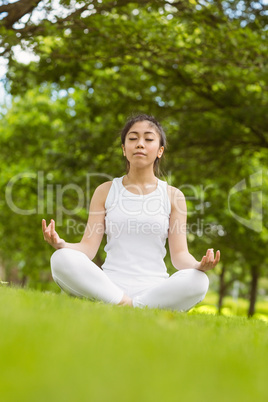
[90,181,113,209]
[95,181,113,195]
[167,185,186,206]
[167,185,187,217]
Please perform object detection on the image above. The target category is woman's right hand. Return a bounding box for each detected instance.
[42,219,66,249]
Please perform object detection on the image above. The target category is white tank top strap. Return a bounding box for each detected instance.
[105,176,171,216]
[105,177,121,211]
[157,178,171,217]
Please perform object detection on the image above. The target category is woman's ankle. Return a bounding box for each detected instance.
[118,294,133,307]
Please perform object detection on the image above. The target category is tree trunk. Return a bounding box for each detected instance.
[248,266,259,318]
[218,265,226,314]
[21,274,28,288]
[0,263,6,281]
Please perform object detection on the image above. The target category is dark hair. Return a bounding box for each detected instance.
[120,113,166,176]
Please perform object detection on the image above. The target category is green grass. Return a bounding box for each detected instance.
[192,292,268,322]
[0,286,268,402]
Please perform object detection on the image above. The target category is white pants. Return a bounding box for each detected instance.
[50,248,209,312]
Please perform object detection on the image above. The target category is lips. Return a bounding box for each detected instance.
[134,152,146,156]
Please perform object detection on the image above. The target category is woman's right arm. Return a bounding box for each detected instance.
[42,181,112,260]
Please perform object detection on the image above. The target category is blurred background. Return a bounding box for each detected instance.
[0,0,267,317]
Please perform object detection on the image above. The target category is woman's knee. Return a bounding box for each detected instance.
[191,269,209,297]
[50,248,72,277]
[181,269,209,298]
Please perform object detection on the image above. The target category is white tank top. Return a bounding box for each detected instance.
[101,176,171,283]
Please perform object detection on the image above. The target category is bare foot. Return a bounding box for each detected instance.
[118,294,133,307]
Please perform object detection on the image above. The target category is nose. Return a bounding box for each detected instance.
[136,138,145,148]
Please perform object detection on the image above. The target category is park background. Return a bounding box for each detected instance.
[1,2,268,402]
[0,0,268,319]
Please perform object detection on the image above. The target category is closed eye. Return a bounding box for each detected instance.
[128,138,154,141]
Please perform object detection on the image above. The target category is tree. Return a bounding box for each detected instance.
[0,0,267,314]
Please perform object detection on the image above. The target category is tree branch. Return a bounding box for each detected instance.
[0,0,42,29]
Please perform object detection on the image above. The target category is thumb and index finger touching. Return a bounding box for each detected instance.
[206,248,221,266]
[42,218,57,238]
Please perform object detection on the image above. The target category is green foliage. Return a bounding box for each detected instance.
[0,0,267,314]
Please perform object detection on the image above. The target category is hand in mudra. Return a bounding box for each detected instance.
[198,249,220,272]
[42,219,66,249]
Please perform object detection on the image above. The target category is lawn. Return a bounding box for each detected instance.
[0,285,267,402]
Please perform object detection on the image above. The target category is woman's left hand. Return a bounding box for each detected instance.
[197,249,220,272]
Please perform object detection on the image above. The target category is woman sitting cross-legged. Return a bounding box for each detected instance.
[42,113,220,311]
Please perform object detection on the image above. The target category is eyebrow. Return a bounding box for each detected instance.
[128,131,156,135]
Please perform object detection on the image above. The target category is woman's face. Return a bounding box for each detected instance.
[122,120,164,169]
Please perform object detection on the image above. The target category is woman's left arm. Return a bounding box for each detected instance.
[168,186,220,272]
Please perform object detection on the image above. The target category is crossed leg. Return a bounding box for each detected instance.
[50,248,208,311]
[132,269,209,311]
[50,248,125,304]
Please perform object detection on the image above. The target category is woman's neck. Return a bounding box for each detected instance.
[125,168,157,186]
[123,170,158,195]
